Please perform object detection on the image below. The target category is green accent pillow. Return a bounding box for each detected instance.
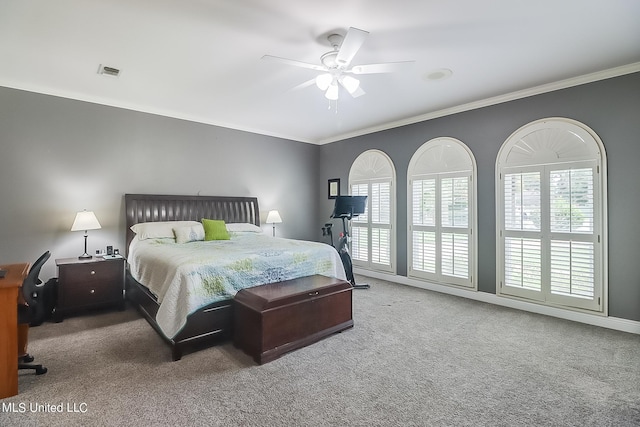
[202,219,230,241]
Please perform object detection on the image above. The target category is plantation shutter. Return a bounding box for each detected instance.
[440,176,470,279]
[371,181,392,267]
[502,171,542,295]
[501,165,598,307]
[348,150,396,274]
[412,178,436,273]
[350,183,369,263]
[408,138,476,288]
[497,118,605,313]
[548,167,597,302]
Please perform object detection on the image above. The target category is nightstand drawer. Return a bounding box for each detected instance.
[61,277,122,308]
[61,261,121,287]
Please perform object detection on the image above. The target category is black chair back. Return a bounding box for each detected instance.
[18,251,51,375]
[22,251,51,308]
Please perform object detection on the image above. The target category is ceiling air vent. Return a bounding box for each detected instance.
[97,64,120,77]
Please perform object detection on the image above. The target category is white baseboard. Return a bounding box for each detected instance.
[354,268,640,335]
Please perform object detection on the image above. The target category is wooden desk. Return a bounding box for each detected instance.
[0,263,29,399]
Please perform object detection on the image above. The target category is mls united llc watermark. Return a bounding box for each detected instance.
[2,401,88,413]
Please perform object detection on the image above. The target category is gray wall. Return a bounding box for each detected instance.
[0,87,319,280]
[319,72,640,321]
[2,72,639,322]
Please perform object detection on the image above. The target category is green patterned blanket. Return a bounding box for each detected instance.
[128,231,346,338]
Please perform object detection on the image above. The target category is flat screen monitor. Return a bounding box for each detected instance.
[331,195,367,218]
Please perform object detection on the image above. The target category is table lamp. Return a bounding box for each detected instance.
[71,210,101,259]
[266,210,282,237]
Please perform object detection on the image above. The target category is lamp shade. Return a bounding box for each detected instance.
[325,82,339,100]
[316,73,332,91]
[340,75,360,94]
[266,210,282,224]
[71,210,102,231]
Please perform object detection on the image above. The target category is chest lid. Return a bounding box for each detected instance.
[235,275,351,310]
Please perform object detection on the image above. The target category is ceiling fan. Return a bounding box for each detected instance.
[262,27,414,100]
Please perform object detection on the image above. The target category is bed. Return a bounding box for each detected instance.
[124,194,346,360]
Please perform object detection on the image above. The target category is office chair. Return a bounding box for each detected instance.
[18,250,51,375]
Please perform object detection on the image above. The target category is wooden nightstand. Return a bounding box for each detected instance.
[54,256,126,322]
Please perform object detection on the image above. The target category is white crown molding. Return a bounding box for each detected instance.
[0,78,314,145]
[319,62,640,145]
[2,62,638,146]
[354,268,640,335]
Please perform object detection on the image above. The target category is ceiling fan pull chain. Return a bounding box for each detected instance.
[327,99,339,113]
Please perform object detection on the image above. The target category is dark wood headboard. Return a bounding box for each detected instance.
[124,194,260,255]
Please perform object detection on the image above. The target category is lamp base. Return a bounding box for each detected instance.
[79,233,93,259]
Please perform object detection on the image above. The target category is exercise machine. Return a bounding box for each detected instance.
[322,195,370,289]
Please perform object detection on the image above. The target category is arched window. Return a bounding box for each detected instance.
[348,150,396,273]
[496,118,607,312]
[408,138,477,288]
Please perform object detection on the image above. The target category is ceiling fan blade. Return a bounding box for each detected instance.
[335,27,369,67]
[261,55,325,72]
[350,61,415,74]
[289,78,317,92]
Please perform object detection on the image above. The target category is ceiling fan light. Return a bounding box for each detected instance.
[325,83,339,100]
[316,73,332,91]
[340,75,360,94]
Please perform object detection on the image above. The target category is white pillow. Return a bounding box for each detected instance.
[130,221,201,240]
[173,223,205,244]
[226,223,263,233]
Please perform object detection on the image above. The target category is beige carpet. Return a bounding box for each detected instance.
[4,275,640,426]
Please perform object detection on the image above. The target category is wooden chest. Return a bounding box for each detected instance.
[233,275,353,364]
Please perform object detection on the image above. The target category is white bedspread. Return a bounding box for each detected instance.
[128,232,347,338]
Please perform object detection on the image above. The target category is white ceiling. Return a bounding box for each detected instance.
[1,0,639,144]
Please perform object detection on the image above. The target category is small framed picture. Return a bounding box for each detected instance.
[328,178,340,199]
